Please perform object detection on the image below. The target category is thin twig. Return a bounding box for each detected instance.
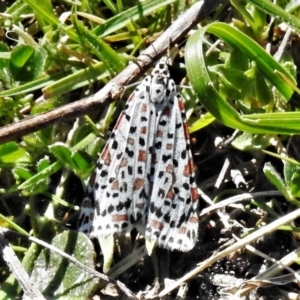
[200,191,282,217]
[0,229,46,300]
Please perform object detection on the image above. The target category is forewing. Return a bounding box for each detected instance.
[145,86,199,251]
[78,78,155,237]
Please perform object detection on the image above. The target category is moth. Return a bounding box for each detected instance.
[78,57,199,252]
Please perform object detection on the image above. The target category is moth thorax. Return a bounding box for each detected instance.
[149,77,169,104]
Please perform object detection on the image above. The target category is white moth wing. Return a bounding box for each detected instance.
[78,77,155,237]
[144,61,199,251]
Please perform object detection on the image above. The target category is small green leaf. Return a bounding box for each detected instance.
[49,143,75,169]
[231,0,266,37]
[263,162,293,202]
[72,151,93,173]
[189,112,215,133]
[50,143,93,175]
[231,132,273,151]
[290,172,300,198]
[9,45,43,81]
[251,68,273,107]
[37,157,51,172]
[18,161,62,191]
[0,42,11,86]
[14,167,34,180]
[0,142,27,163]
[227,48,249,71]
[284,161,300,198]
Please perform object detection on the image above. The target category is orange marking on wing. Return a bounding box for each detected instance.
[178,226,187,234]
[189,216,198,223]
[178,99,185,110]
[141,126,147,134]
[150,220,164,230]
[183,122,190,139]
[191,188,198,202]
[127,137,134,145]
[112,214,128,222]
[138,150,146,162]
[166,189,174,200]
[127,93,135,102]
[141,103,148,112]
[189,159,195,173]
[119,158,128,167]
[183,164,190,177]
[111,180,119,190]
[114,112,125,129]
[166,143,173,150]
[134,178,144,190]
[101,146,111,165]
[89,172,97,186]
[166,164,173,174]
[156,129,163,137]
